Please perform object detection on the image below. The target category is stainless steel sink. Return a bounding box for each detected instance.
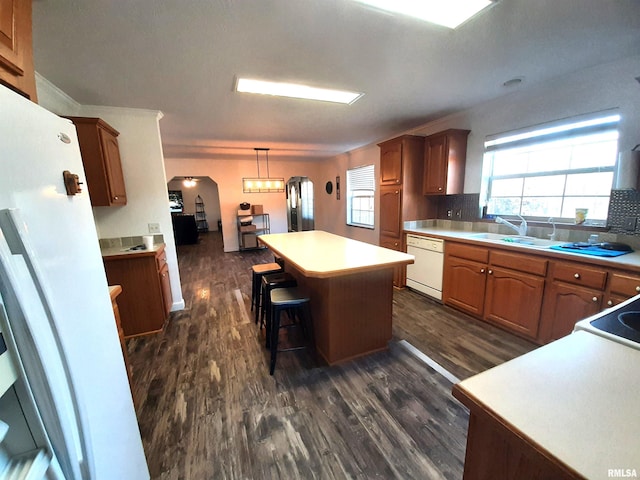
[468,232,564,248]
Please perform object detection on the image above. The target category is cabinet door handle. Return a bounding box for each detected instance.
[592,296,598,302]
[574,273,580,279]
[395,190,399,194]
[113,196,119,200]
[480,268,485,273]
[636,286,640,292]
[488,269,493,275]
[438,187,443,191]
[607,300,613,306]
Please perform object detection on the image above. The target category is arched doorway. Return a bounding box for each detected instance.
[286,176,314,232]
[167,176,222,244]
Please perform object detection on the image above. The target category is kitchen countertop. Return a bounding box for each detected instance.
[453,330,640,478]
[101,243,163,258]
[258,230,414,278]
[404,226,640,270]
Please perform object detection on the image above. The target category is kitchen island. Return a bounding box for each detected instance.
[452,330,640,479]
[258,231,414,365]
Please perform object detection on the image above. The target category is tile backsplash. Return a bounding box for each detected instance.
[425,190,640,249]
[607,189,640,236]
[99,234,164,249]
[436,193,480,221]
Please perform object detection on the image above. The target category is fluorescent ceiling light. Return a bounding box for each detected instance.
[354,0,494,29]
[236,78,363,105]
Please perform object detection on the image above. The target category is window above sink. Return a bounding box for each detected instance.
[480,111,620,226]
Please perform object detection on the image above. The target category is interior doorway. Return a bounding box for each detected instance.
[167,176,222,245]
[286,177,314,232]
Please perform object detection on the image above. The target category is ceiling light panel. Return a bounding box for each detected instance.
[235,78,363,105]
[354,0,494,29]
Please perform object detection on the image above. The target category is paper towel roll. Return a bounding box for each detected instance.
[614,150,640,190]
[143,235,154,250]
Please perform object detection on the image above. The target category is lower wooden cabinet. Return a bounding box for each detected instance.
[443,255,487,317]
[109,285,134,402]
[541,283,602,342]
[452,385,582,480]
[538,260,607,343]
[605,271,640,308]
[103,245,172,337]
[442,238,640,345]
[443,242,546,341]
[380,234,405,287]
[484,266,545,339]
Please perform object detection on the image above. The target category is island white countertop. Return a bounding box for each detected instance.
[454,331,640,479]
[258,230,414,278]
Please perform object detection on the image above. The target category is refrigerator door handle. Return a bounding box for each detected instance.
[0,208,94,480]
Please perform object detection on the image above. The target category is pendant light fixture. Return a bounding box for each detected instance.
[242,148,285,193]
[183,176,196,188]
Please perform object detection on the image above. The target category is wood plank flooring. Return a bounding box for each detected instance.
[127,232,537,479]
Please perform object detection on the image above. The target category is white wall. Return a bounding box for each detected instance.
[311,54,640,242]
[164,157,322,251]
[313,144,381,246]
[167,177,221,231]
[409,54,640,194]
[36,76,185,311]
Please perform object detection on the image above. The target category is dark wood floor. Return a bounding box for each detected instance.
[127,232,537,480]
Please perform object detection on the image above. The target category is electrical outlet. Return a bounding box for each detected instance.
[623,217,637,232]
[446,209,452,218]
[148,223,161,234]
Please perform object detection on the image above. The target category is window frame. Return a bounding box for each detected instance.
[481,112,620,225]
[346,164,375,229]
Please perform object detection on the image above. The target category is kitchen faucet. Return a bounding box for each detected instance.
[547,217,557,241]
[495,215,528,236]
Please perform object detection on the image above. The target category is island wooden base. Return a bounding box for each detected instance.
[287,265,394,365]
[452,385,584,480]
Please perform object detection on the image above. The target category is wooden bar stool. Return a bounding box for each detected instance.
[274,254,285,269]
[259,271,297,330]
[250,263,281,316]
[268,287,312,375]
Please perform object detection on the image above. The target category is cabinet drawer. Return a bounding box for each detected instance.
[446,242,488,263]
[552,262,607,290]
[609,272,640,297]
[490,250,547,276]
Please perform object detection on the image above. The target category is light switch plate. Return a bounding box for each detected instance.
[148,223,161,234]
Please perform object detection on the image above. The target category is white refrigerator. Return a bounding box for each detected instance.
[0,86,149,478]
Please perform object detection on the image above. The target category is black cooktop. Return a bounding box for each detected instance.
[590,298,640,344]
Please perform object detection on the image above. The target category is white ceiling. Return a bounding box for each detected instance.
[32,0,640,161]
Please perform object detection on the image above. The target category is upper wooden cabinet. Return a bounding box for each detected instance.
[378,135,435,287]
[66,117,127,206]
[379,140,403,185]
[423,129,470,195]
[0,0,37,101]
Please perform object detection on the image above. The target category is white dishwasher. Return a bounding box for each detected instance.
[406,234,444,300]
